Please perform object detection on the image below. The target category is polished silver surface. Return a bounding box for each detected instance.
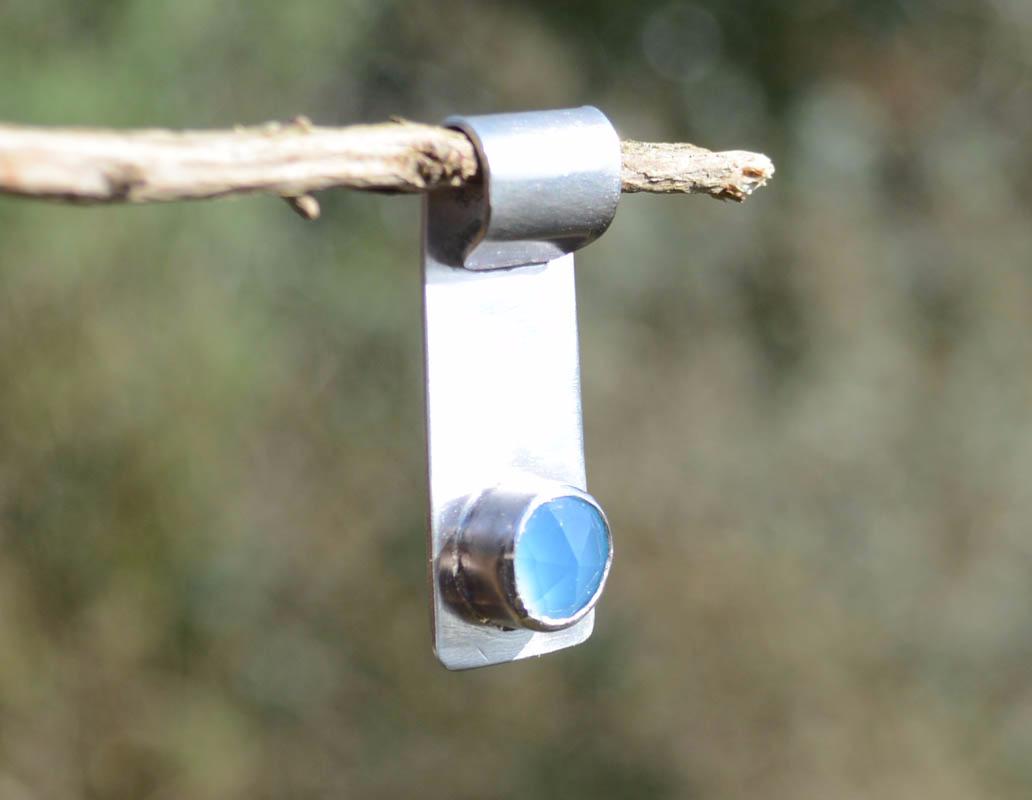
[440,481,613,633]
[428,106,621,271]
[422,107,621,670]
[423,255,592,669]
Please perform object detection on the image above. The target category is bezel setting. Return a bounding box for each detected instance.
[442,481,614,633]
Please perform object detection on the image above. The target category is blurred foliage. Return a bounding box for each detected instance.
[2,1,1032,798]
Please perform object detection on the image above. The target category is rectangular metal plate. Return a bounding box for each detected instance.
[422,212,593,670]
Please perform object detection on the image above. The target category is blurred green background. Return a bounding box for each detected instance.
[2,1,1031,797]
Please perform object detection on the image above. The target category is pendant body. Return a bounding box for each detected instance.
[421,108,620,670]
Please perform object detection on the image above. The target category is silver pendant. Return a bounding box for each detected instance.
[422,107,621,670]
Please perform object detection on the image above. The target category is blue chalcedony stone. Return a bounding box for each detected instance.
[513,496,611,621]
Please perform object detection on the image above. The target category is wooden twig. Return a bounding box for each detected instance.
[619,140,773,200]
[0,117,774,218]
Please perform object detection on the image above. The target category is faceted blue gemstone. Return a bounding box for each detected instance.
[513,496,611,621]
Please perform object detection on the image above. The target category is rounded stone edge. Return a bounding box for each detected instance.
[506,486,614,633]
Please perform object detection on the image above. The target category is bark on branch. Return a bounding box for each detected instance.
[0,117,774,219]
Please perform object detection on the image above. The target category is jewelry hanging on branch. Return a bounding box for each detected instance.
[422,107,620,670]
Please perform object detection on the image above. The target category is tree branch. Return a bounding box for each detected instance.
[0,117,774,219]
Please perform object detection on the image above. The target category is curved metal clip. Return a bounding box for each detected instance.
[426,106,622,270]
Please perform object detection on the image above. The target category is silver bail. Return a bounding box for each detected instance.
[423,107,621,670]
[426,106,622,270]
